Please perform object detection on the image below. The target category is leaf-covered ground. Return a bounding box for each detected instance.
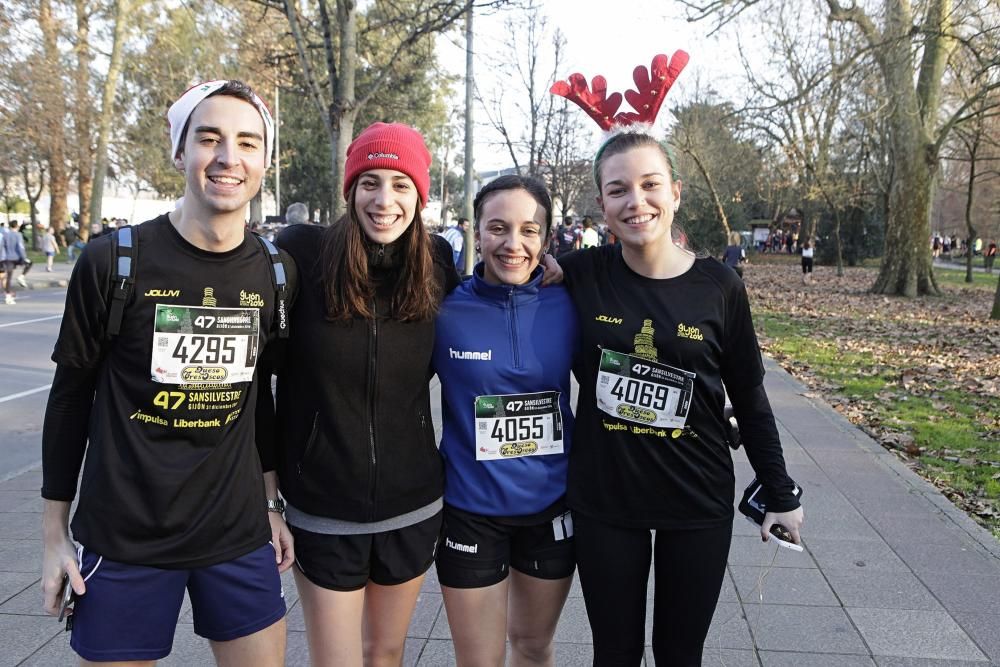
[745,263,1000,540]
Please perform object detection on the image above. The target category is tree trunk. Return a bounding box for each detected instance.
[23,163,44,235]
[685,148,731,239]
[831,209,844,276]
[333,111,355,221]
[991,272,1000,320]
[39,0,70,239]
[75,0,93,235]
[89,0,131,225]
[871,138,939,296]
[963,137,978,284]
[869,14,942,297]
[330,0,357,221]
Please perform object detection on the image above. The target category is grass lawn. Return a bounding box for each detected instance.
[934,265,999,289]
[746,263,1000,540]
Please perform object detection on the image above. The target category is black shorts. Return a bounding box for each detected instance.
[290,511,442,591]
[802,257,814,273]
[436,504,575,589]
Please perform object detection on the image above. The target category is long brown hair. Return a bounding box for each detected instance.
[319,180,440,321]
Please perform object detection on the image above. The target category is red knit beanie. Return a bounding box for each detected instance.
[343,122,432,204]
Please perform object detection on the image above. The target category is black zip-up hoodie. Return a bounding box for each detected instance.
[267,224,459,522]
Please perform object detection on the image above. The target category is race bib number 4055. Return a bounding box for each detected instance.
[596,349,696,428]
[474,391,563,461]
[150,305,260,384]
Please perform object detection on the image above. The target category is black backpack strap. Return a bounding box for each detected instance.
[106,225,136,338]
[255,235,289,339]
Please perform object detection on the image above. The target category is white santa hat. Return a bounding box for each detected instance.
[167,80,274,165]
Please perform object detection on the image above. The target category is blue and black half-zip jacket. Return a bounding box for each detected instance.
[433,264,579,518]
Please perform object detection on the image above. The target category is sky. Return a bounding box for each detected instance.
[435,0,753,171]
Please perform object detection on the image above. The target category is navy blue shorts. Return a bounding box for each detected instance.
[70,543,286,662]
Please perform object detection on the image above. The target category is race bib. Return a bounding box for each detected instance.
[474,391,563,461]
[150,305,260,385]
[596,349,696,428]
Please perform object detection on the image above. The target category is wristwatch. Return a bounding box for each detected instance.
[266,498,286,513]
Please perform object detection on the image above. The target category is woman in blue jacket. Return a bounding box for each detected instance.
[432,175,579,666]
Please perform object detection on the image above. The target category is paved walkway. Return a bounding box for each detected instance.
[2,278,999,663]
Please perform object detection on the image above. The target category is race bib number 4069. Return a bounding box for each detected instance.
[474,391,563,461]
[596,349,696,428]
[150,305,260,384]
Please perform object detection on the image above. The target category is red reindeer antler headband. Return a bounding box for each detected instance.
[550,51,689,130]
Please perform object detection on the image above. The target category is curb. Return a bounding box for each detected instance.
[765,357,1000,560]
[23,279,70,289]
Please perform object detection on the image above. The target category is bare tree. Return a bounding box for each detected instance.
[682,0,1000,296]
[267,0,499,218]
[672,90,735,240]
[479,4,559,177]
[543,98,592,219]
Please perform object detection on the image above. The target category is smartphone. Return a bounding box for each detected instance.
[57,574,74,623]
[739,478,804,552]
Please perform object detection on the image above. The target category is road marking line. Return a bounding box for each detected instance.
[0,315,62,329]
[0,385,52,404]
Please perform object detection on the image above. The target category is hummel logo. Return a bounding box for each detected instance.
[445,537,478,553]
[449,347,492,361]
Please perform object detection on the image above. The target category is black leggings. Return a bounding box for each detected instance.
[575,514,732,666]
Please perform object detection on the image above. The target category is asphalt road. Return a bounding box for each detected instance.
[0,286,65,481]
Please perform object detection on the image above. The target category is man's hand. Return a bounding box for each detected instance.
[41,500,85,616]
[268,512,295,573]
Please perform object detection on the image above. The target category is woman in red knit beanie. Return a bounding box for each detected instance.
[265,122,461,666]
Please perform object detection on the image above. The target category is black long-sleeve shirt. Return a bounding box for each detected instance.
[560,246,799,529]
[42,217,297,568]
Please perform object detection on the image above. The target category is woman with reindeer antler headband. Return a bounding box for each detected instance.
[550,52,804,665]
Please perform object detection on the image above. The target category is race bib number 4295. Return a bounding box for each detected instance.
[596,349,696,428]
[474,391,563,461]
[150,305,260,384]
